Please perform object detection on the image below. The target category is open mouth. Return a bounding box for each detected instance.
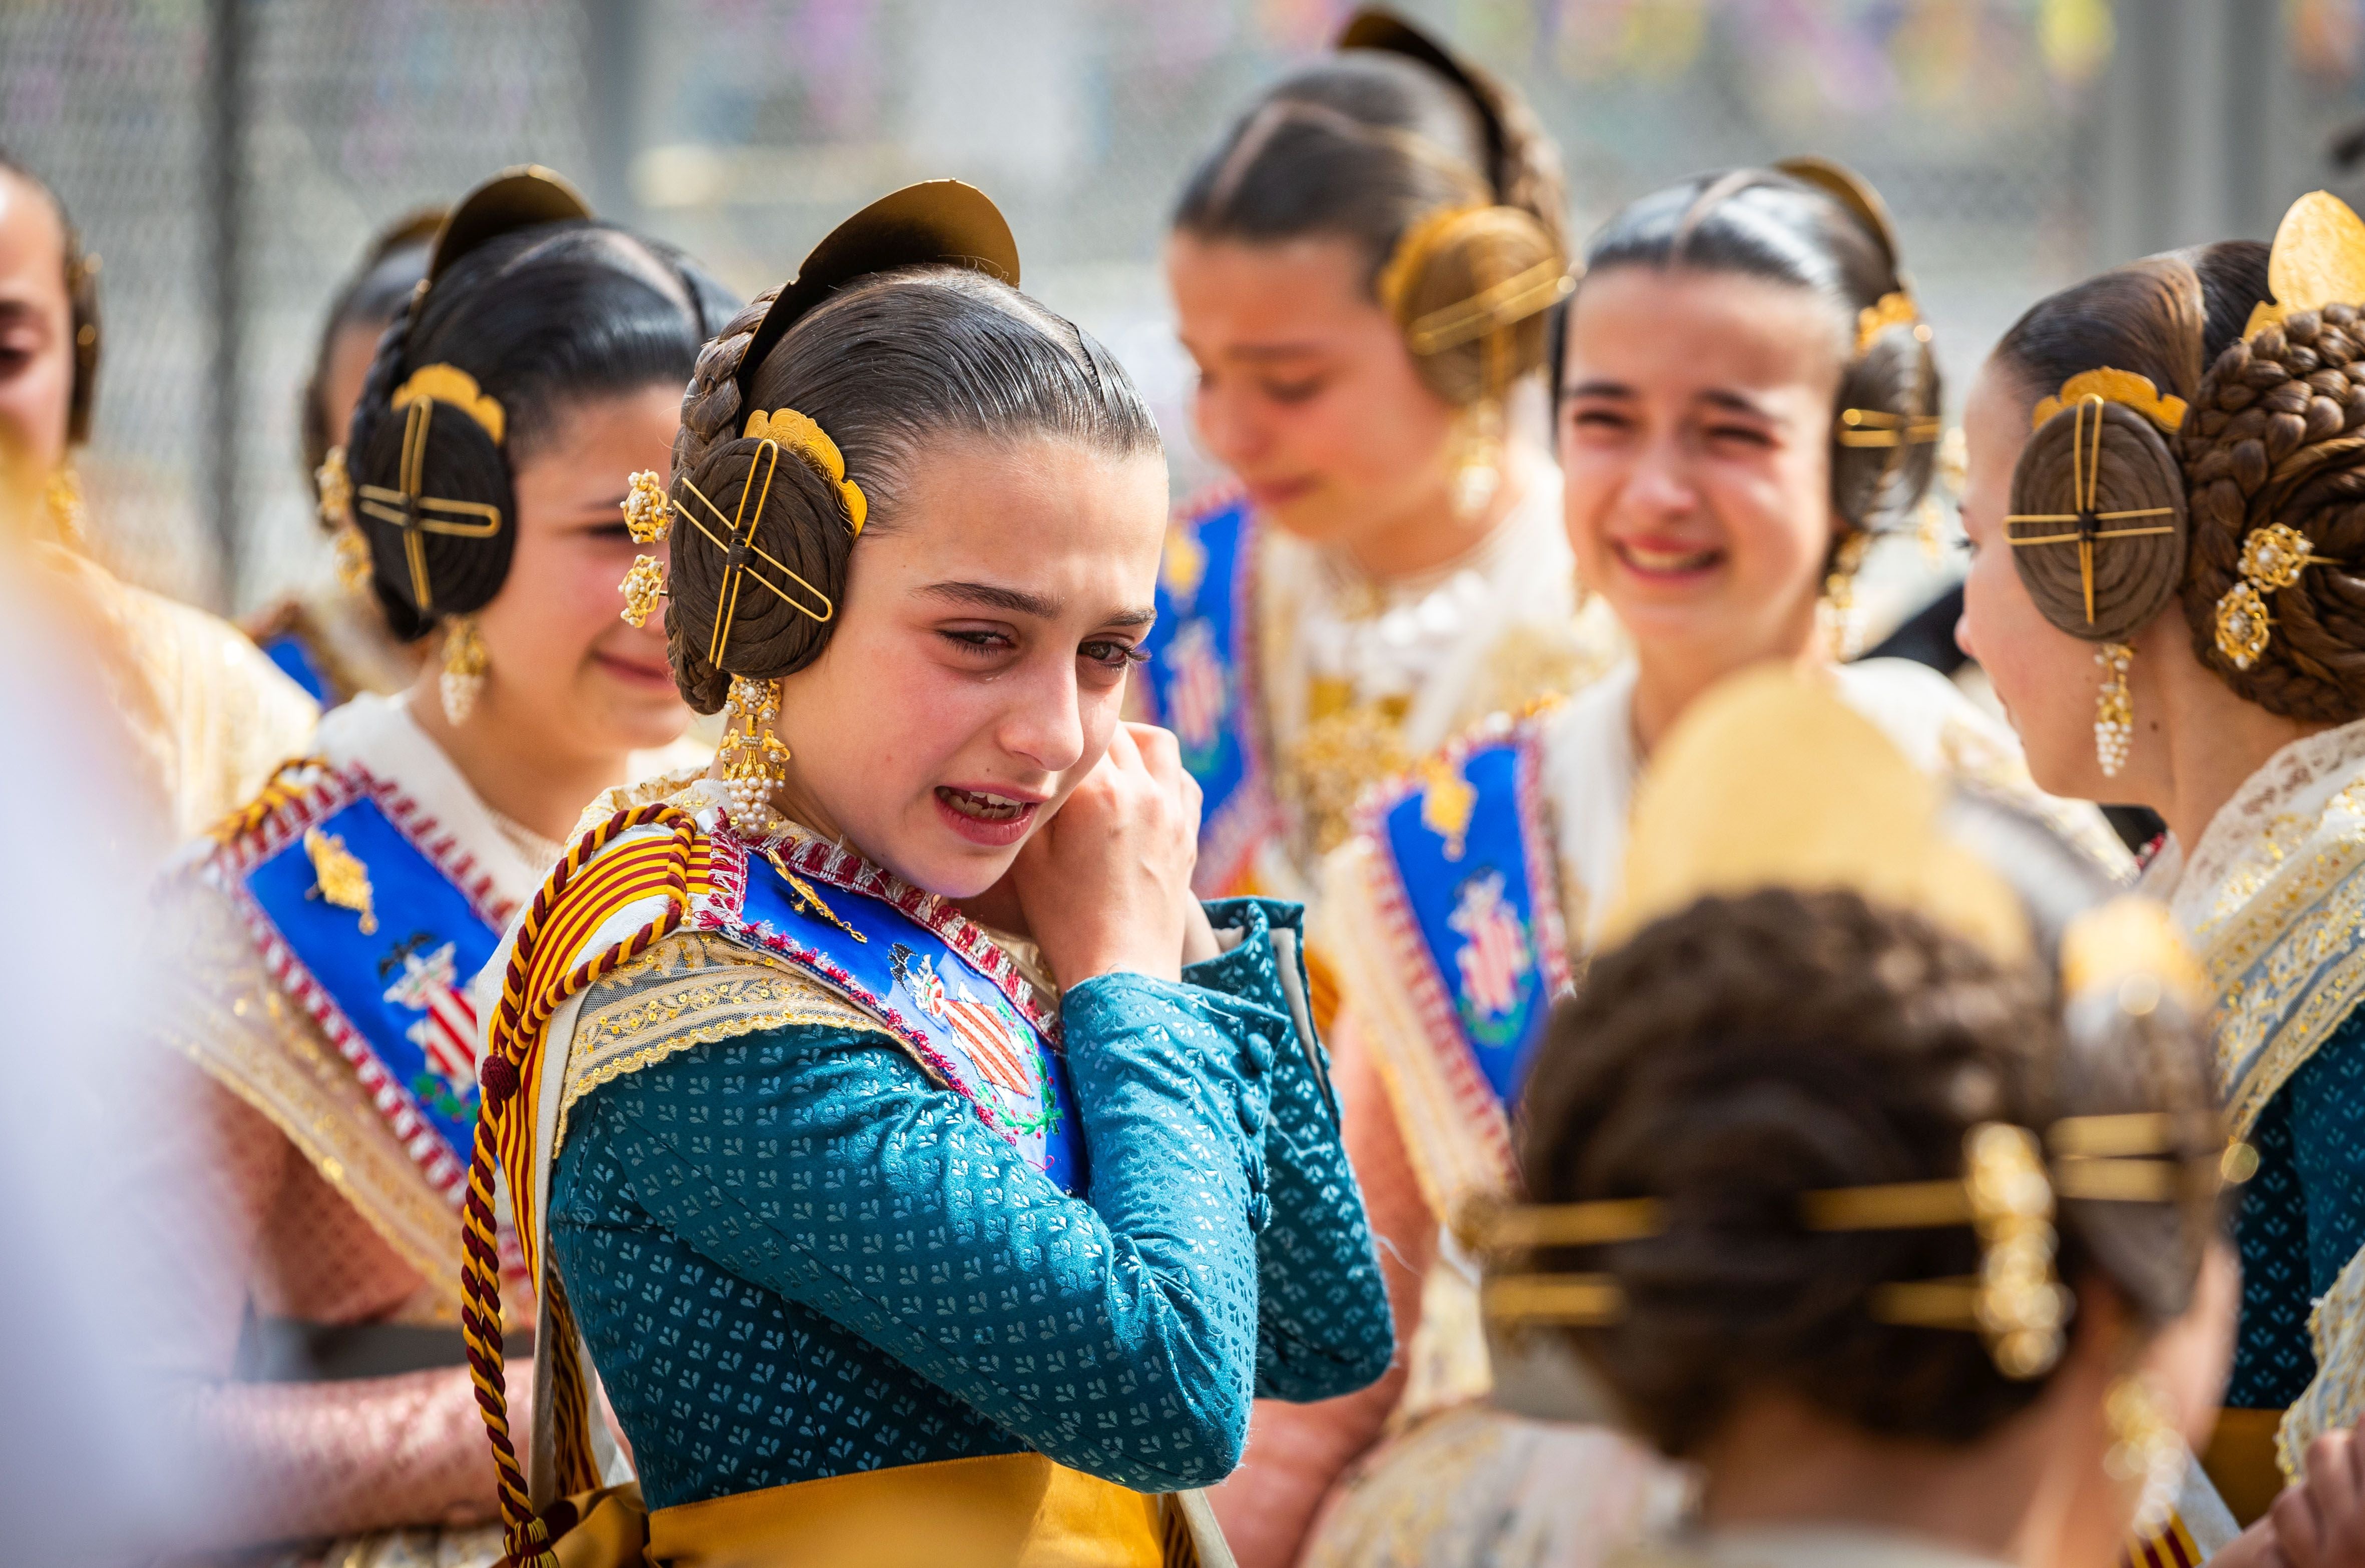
[1612,539,1723,580]
[933,785,1042,846]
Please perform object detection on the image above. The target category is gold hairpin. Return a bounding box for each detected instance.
[1377,203,1574,357]
[675,441,834,664]
[1474,1116,2243,1379]
[2003,394,2178,626]
[1855,290,1929,356]
[1835,408,1943,448]
[2213,521,2340,670]
[354,375,507,614]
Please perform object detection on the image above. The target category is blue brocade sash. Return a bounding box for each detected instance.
[205,763,510,1206]
[1142,490,1276,895]
[697,832,1087,1196]
[257,629,334,706]
[1362,717,1572,1129]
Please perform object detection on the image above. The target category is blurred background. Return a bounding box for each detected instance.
[9,0,2365,618]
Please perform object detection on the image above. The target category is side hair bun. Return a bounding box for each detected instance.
[2006,395,2188,644]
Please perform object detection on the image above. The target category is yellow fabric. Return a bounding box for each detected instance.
[642,1454,1166,1568]
[36,541,317,846]
[2203,1407,2288,1527]
[1602,665,2031,962]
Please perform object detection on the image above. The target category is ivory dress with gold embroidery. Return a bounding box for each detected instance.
[152,691,545,1564]
[1139,476,1621,907]
[1300,657,2128,1568]
[2136,717,2365,1523]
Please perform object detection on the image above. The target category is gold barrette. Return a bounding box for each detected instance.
[2245,190,2365,339]
[354,380,506,614]
[744,408,867,536]
[2031,368,2186,434]
[2213,521,2339,669]
[675,440,835,664]
[2004,394,2179,626]
[1835,407,1942,448]
[1854,290,1928,356]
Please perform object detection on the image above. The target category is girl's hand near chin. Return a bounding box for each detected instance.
[1011,722,1202,989]
[2258,1424,2365,1568]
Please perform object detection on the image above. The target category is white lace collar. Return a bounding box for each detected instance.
[2151,715,2365,940]
[315,691,541,908]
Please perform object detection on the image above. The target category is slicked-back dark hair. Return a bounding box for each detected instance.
[662,265,1163,713]
[348,219,737,642]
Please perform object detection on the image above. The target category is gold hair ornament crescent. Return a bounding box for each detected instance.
[355,366,508,615]
[2003,393,2179,626]
[2244,190,2365,338]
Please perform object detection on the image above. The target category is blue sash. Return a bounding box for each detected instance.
[234,778,504,1201]
[257,629,334,706]
[1368,725,1567,1111]
[715,839,1086,1196]
[1142,493,1271,894]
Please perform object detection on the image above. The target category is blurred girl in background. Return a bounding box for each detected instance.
[1151,7,1618,913]
[149,167,734,1564]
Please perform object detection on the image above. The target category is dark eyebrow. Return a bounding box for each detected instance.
[1223,342,1329,364]
[1101,605,1157,630]
[1563,378,1634,400]
[920,580,1061,619]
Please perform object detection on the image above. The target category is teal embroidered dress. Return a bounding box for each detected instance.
[547,897,1393,1510]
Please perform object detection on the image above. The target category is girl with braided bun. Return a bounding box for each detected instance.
[1479,665,2244,1568]
[243,205,446,708]
[463,181,1390,1568]
[1153,6,1622,913]
[146,166,737,1562]
[1958,192,2365,1548]
[1287,164,2131,1568]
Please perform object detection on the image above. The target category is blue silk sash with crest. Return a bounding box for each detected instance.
[208,763,508,1207]
[1142,491,1275,896]
[1362,717,1572,1141]
[699,834,1086,1195]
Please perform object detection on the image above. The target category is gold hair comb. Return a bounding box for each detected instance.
[2031,368,2186,434]
[744,408,867,536]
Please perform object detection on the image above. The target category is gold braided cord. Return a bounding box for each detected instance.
[1402,258,1575,356]
[469,804,699,1558]
[354,394,503,614]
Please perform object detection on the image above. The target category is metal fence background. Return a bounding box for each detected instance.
[7,0,2365,615]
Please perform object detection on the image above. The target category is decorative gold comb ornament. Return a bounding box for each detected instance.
[2244,190,2365,339]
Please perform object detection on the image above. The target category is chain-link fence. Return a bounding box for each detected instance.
[8,0,2365,615]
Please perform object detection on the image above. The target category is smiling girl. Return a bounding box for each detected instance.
[150,168,734,1562]
[1147,9,1620,909]
[1289,164,2128,1568]
[459,183,1391,1568]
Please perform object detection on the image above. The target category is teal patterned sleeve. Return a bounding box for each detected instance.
[1189,898,1396,1402]
[549,966,1285,1505]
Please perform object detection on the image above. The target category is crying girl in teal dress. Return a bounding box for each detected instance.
[461,182,1394,1568]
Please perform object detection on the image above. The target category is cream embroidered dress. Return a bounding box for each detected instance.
[2138,718,2365,1494]
[1302,657,2128,1568]
[152,691,547,1565]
